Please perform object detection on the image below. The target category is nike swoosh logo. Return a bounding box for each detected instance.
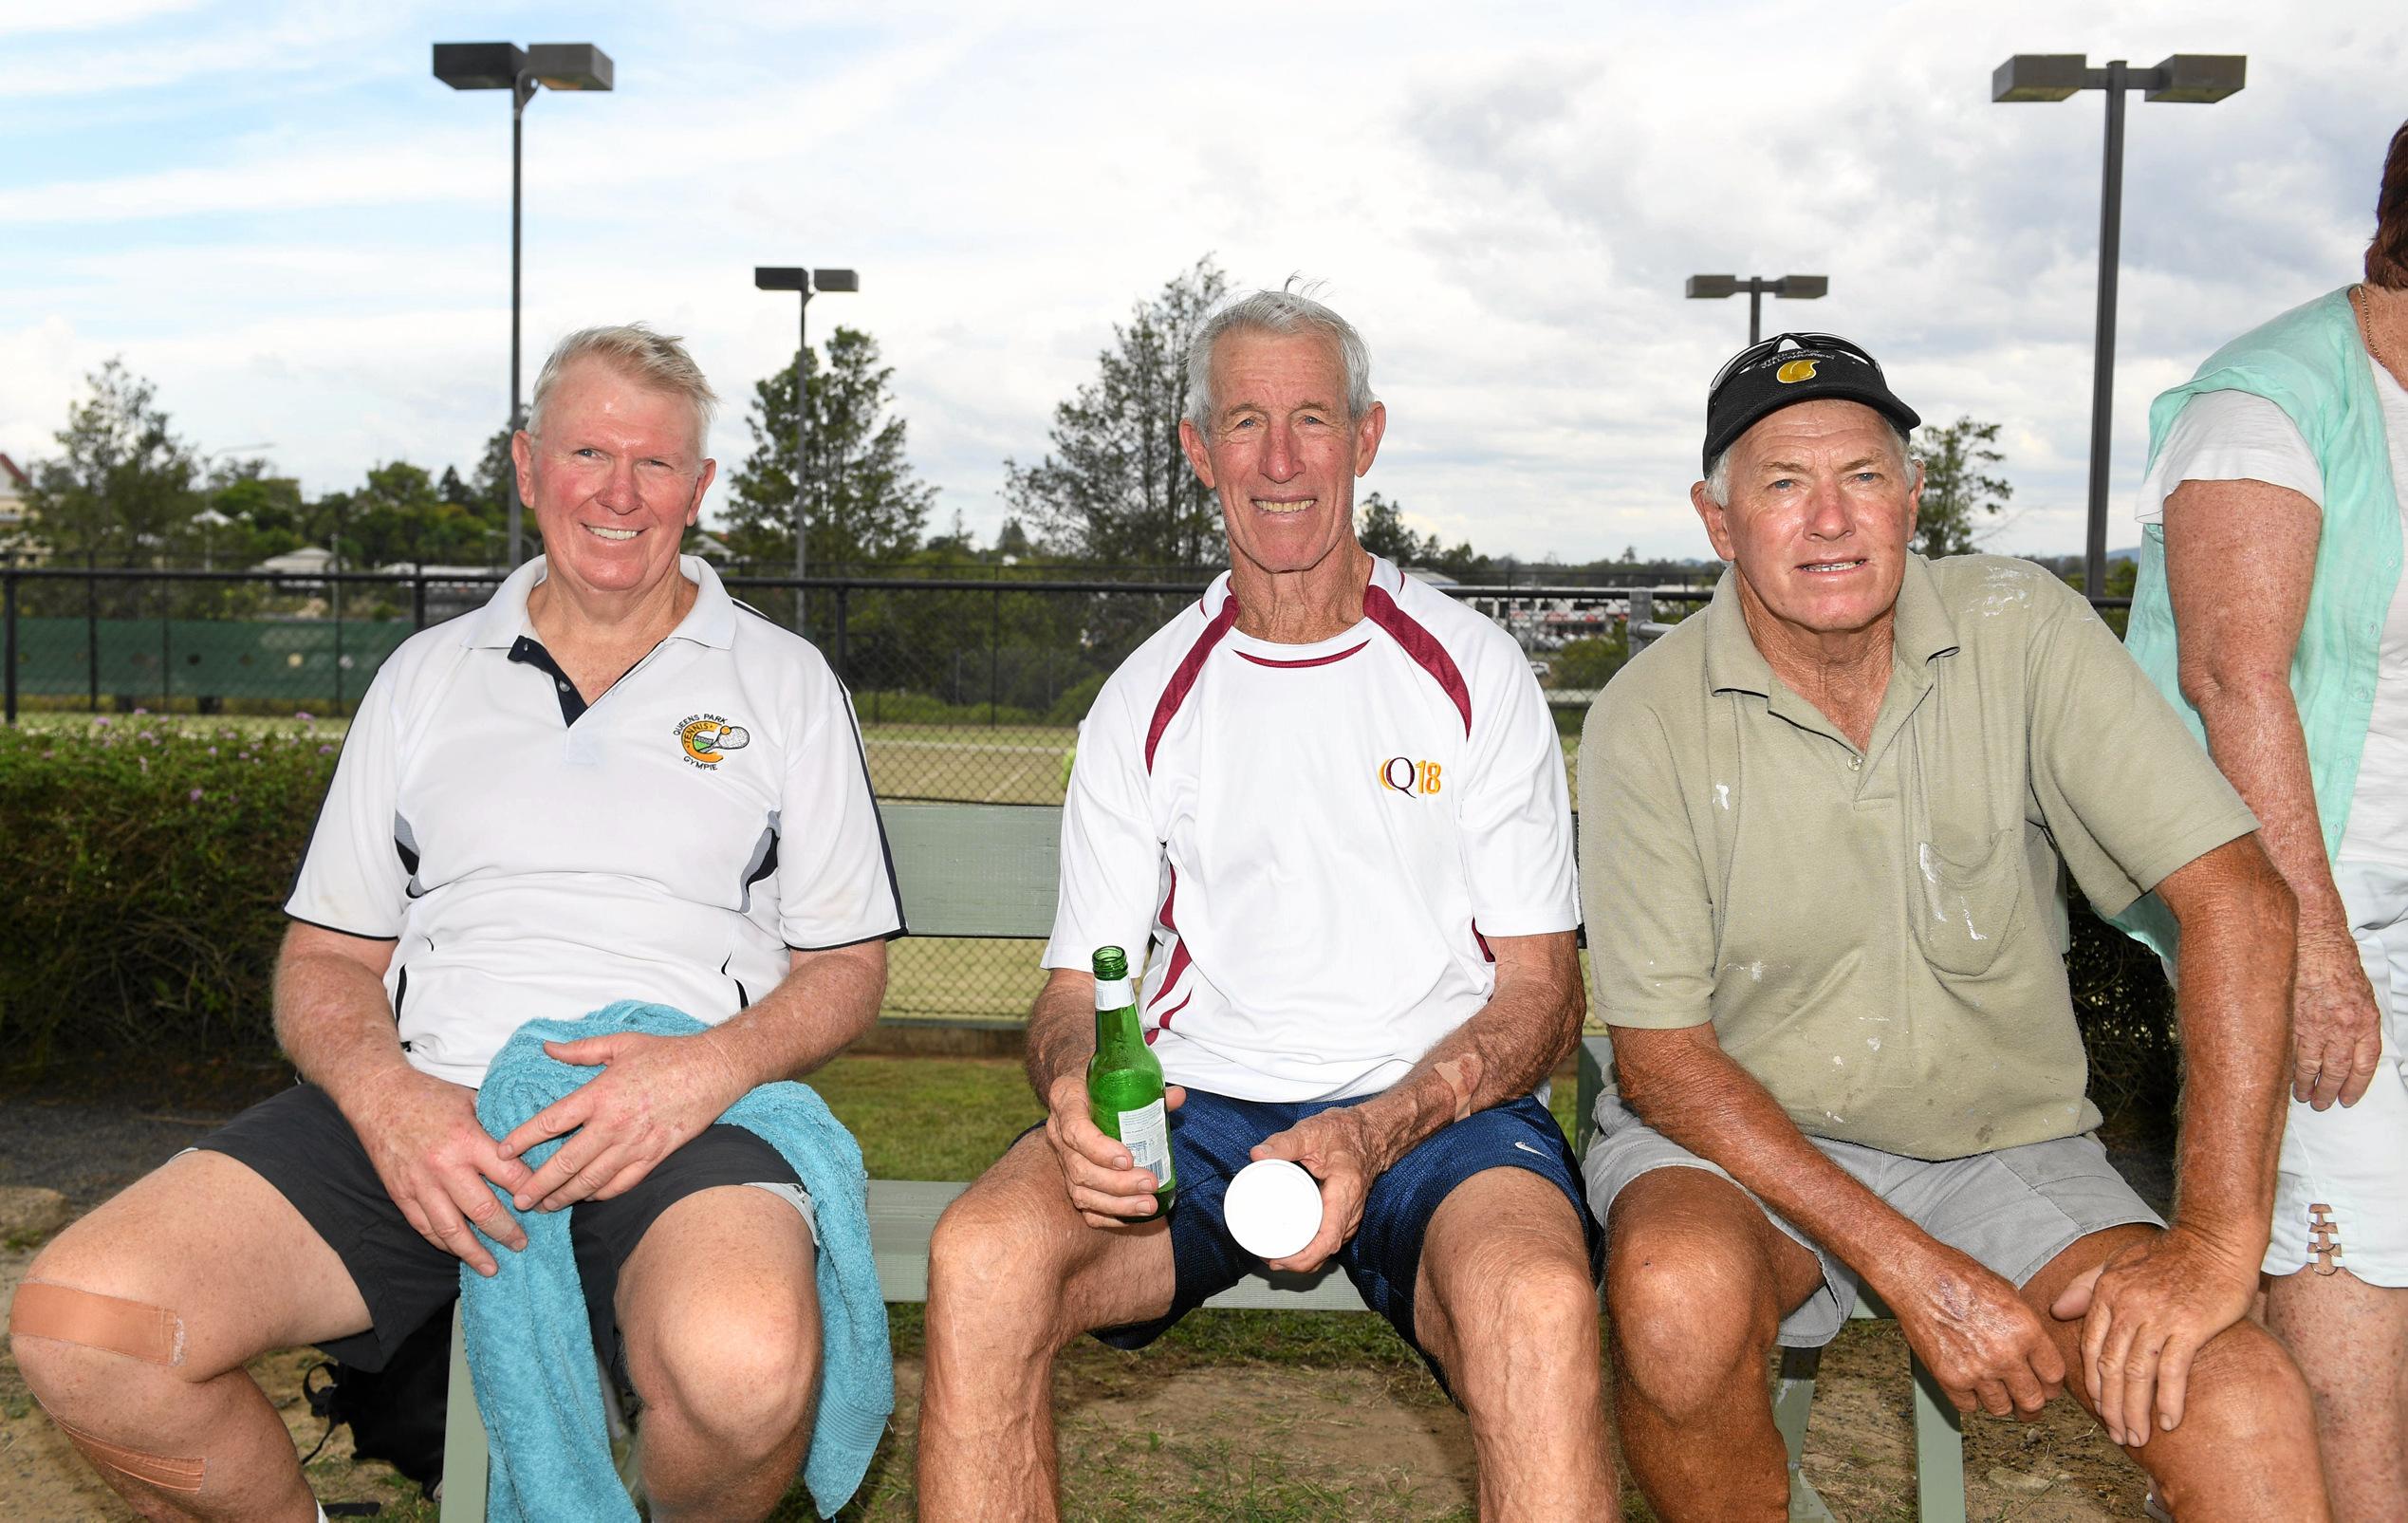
[1513,1140,1548,1158]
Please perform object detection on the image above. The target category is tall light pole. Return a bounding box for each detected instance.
[753,266,859,633]
[1994,52,2245,600]
[1686,274,1828,344]
[434,41,615,566]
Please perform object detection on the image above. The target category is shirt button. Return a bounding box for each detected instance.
[1848,756,1862,771]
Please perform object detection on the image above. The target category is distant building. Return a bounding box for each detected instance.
[0,452,39,564]
[254,546,336,577]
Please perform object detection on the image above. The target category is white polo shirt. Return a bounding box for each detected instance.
[1043,556,1579,1103]
[287,556,903,1087]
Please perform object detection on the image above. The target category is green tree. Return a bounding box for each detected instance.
[724,325,935,568]
[1912,416,2013,558]
[1005,257,1229,569]
[1356,491,1439,565]
[27,360,200,566]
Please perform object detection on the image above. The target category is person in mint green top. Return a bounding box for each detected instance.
[2117,119,2408,1521]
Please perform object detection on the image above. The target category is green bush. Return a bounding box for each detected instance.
[0,715,337,1068]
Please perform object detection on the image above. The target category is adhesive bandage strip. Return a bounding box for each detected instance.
[53,1415,205,1494]
[8,1281,186,1365]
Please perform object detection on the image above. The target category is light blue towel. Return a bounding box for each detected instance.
[463,1000,894,1519]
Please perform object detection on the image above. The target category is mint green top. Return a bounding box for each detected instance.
[2115,287,2406,957]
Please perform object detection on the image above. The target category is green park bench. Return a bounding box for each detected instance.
[437,802,1967,1523]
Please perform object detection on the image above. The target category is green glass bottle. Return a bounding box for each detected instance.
[1086,945,1176,1216]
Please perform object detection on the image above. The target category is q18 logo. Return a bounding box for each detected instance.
[1376,756,1443,797]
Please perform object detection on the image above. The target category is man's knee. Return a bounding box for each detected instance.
[2144,1321,2323,1511]
[927,1179,1081,1349]
[11,1227,208,1409]
[633,1293,821,1453]
[1604,1181,1785,1417]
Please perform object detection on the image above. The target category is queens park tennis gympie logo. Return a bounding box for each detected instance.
[676,714,751,770]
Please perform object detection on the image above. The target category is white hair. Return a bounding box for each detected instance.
[527,323,719,455]
[1183,283,1375,429]
[1704,419,1915,507]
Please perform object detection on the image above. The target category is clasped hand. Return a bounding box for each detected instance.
[493,1030,751,1214]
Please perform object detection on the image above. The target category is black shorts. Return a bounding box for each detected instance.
[194,1083,802,1378]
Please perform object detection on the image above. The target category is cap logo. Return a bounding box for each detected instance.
[1775,358,1820,384]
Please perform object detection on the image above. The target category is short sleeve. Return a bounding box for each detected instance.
[1455,649,1577,935]
[286,668,409,939]
[2135,390,2323,526]
[1042,678,1162,972]
[2025,595,2257,914]
[774,678,905,949]
[1577,684,1719,1029]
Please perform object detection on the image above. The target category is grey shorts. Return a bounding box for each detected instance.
[1584,1088,2163,1347]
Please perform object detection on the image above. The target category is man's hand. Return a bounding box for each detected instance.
[1250,1105,1382,1275]
[2051,1225,2257,1449]
[2292,923,2383,1109]
[1042,1074,1184,1227]
[1886,1243,2068,1421]
[496,1030,750,1211]
[347,1066,533,1277]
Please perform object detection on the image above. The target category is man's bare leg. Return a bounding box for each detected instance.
[2027,1225,2329,1522]
[7,1150,375,1522]
[615,1184,821,1522]
[1412,1166,1617,1521]
[917,1131,1177,1521]
[1602,1167,1825,1523]
[2262,1268,2406,1520]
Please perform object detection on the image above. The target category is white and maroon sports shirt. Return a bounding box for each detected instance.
[1043,556,1578,1103]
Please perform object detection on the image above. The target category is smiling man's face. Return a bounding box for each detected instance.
[1179,327,1384,583]
[1693,398,1921,653]
[514,357,714,601]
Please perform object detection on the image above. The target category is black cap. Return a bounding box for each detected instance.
[1701,332,1919,476]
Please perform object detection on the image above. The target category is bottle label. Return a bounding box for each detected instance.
[1117,1098,1171,1182]
[1094,976,1135,1009]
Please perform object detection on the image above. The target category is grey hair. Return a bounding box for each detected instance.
[1703,420,1916,507]
[527,324,719,455]
[1183,284,1375,428]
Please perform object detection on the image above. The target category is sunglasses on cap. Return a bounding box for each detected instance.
[1707,332,1887,403]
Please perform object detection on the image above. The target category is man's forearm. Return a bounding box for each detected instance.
[2164,852,2295,1256]
[1348,937,1581,1174]
[703,941,888,1090]
[1024,972,1095,1102]
[1620,1033,1940,1300]
[273,946,412,1112]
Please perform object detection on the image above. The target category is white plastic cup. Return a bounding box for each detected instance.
[1224,1158,1324,1261]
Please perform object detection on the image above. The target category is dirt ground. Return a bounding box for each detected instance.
[0,1091,2165,1521]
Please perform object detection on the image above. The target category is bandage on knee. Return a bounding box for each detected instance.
[9,1280,187,1365]
[53,1415,205,1494]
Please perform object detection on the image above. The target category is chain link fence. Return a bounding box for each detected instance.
[5,566,1668,1029]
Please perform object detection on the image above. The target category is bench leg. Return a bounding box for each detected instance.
[1773,1346,1836,1523]
[438,1308,488,1523]
[1907,1350,1966,1523]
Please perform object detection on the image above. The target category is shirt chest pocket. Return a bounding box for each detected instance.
[1911,827,2027,977]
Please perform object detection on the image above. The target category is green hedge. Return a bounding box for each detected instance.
[0,715,335,1067]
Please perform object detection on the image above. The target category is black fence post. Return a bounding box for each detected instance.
[413,567,428,630]
[332,574,345,718]
[159,577,172,713]
[4,570,17,726]
[989,585,1000,728]
[833,585,849,686]
[85,566,99,714]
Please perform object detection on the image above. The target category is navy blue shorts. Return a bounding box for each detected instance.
[1088,1089,1601,1356]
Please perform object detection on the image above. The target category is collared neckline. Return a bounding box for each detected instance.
[460,554,736,652]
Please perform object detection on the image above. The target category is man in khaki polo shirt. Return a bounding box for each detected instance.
[1581,332,2328,1522]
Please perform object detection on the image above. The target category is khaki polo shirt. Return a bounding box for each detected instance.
[1579,554,2255,1160]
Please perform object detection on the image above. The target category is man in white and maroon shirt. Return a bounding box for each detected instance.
[917,288,1617,1517]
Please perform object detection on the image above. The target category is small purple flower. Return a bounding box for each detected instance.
[188,787,204,802]
[94,715,112,728]
[208,746,218,755]
[319,744,335,754]
[294,711,314,723]
[132,707,149,715]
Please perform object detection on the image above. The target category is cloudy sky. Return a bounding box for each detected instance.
[3,0,2402,564]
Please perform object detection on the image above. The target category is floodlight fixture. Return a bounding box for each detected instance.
[753,265,862,630]
[1686,272,1828,344]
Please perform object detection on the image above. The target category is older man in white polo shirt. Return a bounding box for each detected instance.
[11,325,900,1523]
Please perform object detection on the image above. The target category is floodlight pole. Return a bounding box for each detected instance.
[754,266,859,633]
[1685,274,1828,344]
[1993,52,2244,599]
[510,69,532,566]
